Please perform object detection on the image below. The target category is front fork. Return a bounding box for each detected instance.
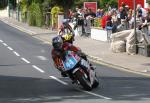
[72,66,95,85]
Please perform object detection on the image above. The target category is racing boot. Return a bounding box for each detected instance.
[61,71,68,77]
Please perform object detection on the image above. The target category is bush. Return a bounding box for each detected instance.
[51,6,63,28]
[20,0,28,22]
[94,17,102,27]
[28,3,43,27]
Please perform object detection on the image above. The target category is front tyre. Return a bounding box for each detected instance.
[75,70,92,91]
[92,74,99,88]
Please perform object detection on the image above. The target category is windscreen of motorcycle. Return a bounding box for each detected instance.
[63,51,80,70]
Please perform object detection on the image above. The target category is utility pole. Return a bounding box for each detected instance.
[17,0,20,21]
[133,0,137,53]
[8,0,10,17]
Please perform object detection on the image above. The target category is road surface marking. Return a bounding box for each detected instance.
[2,43,8,46]
[49,76,68,85]
[0,40,3,42]
[49,76,112,99]
[36,56,48,61]
[21,58,30,64]
[32,65,45,73]
[41,50,46,53]
[13,51,20,56]
[76,88,112,100]
[7,47,13,50]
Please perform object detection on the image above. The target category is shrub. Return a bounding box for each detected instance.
[51,6,63,28]
[28,2,43,27]
[94,17,102,27]
[20,0,28,22]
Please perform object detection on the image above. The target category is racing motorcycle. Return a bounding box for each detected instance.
[62,50,99,91]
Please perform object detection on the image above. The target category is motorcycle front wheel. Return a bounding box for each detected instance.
[92,73,99,88]
[75,69,92,91]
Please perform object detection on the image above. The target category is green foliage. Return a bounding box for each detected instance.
[94,17,102,27]
[108,0,118,8]
[99,0,118,9]
[51,6,63,26]
[42,0,51,9]
[51,6,62,15]
[20,0,28,22]
[28,2,43,27]
[73,0,84,8]
[33,0,44,4]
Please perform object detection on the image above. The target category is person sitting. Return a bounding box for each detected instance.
[138,12,150,35]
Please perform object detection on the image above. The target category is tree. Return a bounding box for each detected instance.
[0,0,8,9]
[99,0,118,10]
[28,2,43,26]
[49,0,74,17]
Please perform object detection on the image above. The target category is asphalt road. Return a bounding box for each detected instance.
[0,20,150,103]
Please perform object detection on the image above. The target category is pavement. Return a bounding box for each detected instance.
[0,16,150,76]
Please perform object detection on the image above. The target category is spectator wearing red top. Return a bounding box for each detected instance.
[101,12,112,29]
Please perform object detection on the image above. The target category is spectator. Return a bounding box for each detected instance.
[138,11,150,35]
[101,12,109,29]
[120,6,127,20]
[84,9,96,18]
[96,9,102,18]
[112,10,119,26]
[127,9,133,29]
[84,9,96,36]
[136,4,147,18]
[120,3,129,30]
[67,9,74,19]
[128,9,133,20]
[106,11,117,33]
[84,8,96,26]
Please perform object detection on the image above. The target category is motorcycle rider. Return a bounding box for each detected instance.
[58,19,75,44]
[51,36,88,77]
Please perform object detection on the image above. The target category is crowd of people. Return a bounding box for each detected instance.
[63,3,150,37]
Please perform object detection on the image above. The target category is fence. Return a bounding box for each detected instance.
[9,9,21,21]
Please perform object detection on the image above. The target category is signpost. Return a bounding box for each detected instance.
[84,2,97,13]
[118,0,144,9]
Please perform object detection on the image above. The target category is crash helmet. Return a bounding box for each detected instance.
[62,19,70,26]
[52,36,63,51]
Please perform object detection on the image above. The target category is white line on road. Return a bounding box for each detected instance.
[0,40,3,42]
[2,43,8,46]
[36,56,48,61]
[7,47,13,50]
[49,76,112,99]
[21,58,30,64]
[76,88,112,100]
[49,76,68,85]
[13,51,20,56]
[32,65,45,73]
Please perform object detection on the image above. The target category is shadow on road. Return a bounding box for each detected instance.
[100,76,150,100]
[0,75,98,103]
[0,75,150,102]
